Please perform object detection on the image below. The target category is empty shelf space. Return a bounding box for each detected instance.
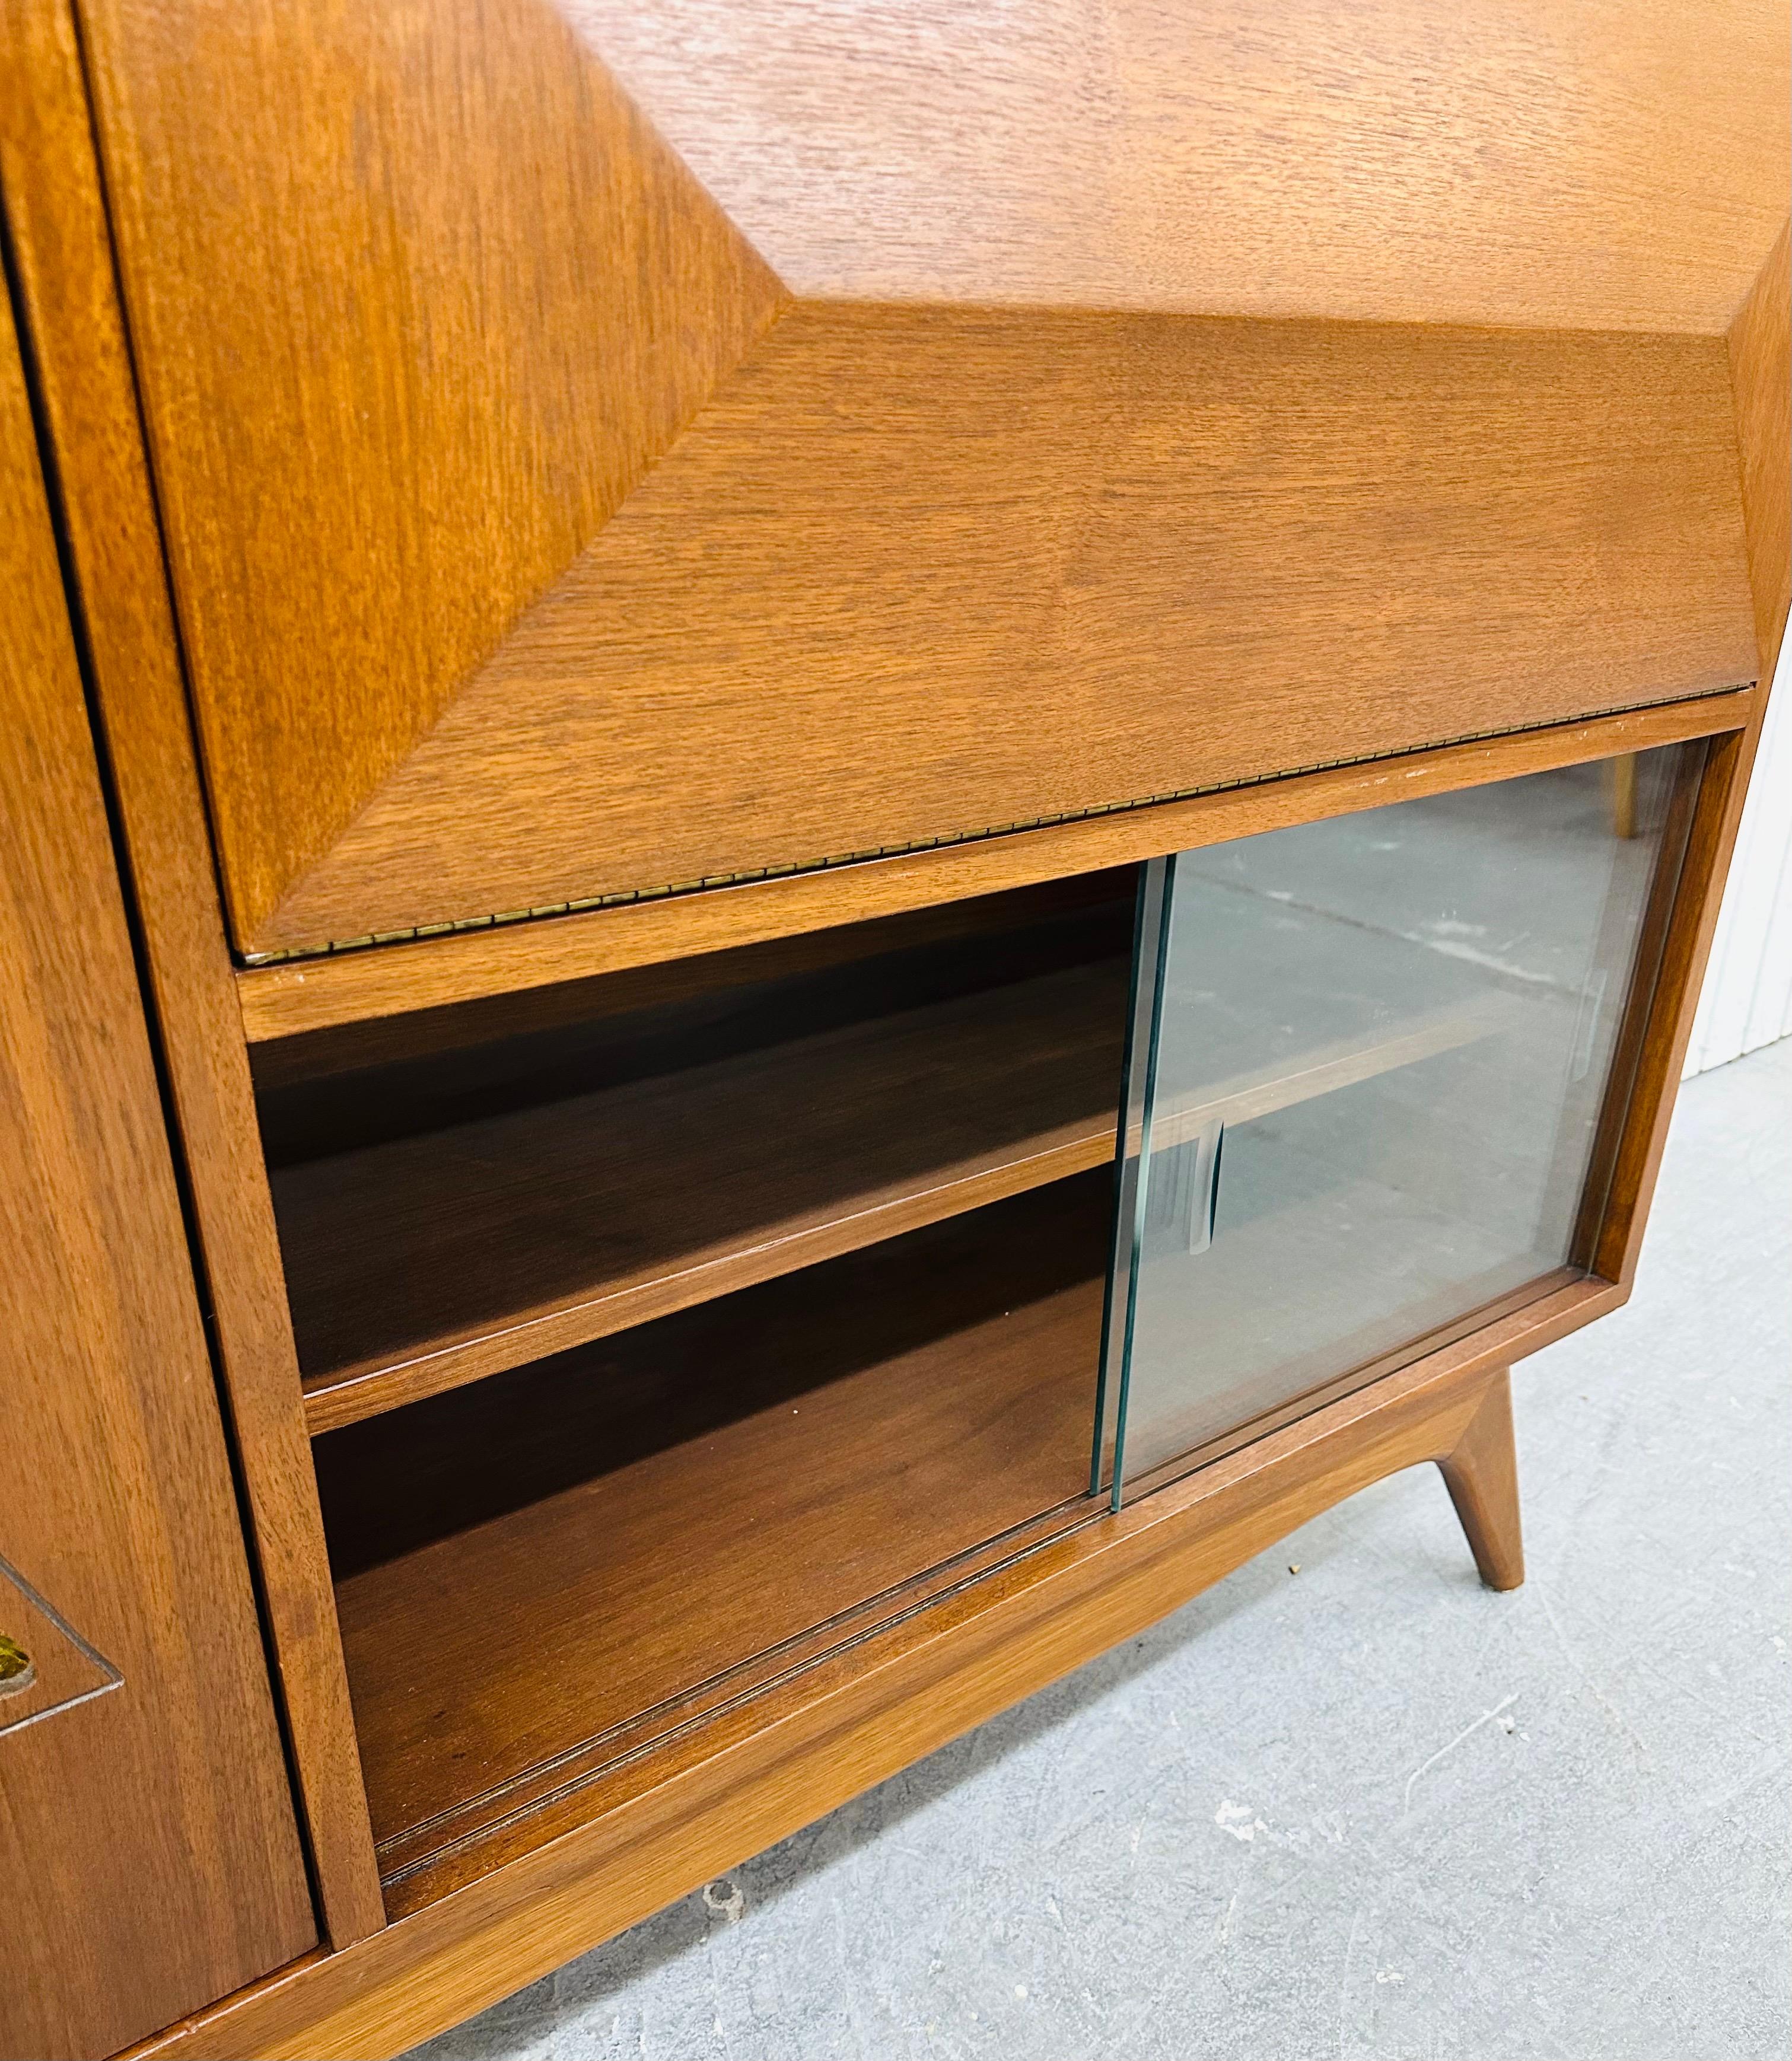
[278,953,1131,1430]
[273,967,1525,1434]
[316,1176,1112,1912]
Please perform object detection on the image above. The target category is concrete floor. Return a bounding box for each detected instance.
[412,1037,1791,2061]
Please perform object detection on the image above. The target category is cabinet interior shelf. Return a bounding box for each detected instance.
[279,954,1131,1431]
[1137,992,1523,1153]
[276,950,1522,1435]
[315,1177,1114,1915]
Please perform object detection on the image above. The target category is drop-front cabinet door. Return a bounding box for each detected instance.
[0,282,316,2052]
[72,0,1765,967]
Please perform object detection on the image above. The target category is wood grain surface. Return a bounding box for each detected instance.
[569,0,1788,332]
[72,0,1768,961]
[0,270,314,2057]
[1729,220,1792,677]
[235,314,1756,955]
[77,0,783,946]
[236,692,1758,1041]
[1436,1368,1524,1592]
[0,0,388,1944]
[128,1279,1616,2061]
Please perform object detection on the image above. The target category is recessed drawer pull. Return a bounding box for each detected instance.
[0,1633,36,1699]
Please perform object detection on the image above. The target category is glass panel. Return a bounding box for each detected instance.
[1100,741,1704,1500]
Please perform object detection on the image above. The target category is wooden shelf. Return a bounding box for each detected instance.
[316,1177,1113,1912]
[279,955,1131,1431]
[1143,992,1526,1153]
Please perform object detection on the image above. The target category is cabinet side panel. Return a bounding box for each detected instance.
[0,0,387,1944]
[0,278,314,2054]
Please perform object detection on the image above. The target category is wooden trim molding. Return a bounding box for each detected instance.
[0,0,386,1945]
[1590,224,1790,1282]
[1729,219,1791,682]
[1592,721,1764,1285]
[124,1278,1609,2061]
[235,687,1757,1043]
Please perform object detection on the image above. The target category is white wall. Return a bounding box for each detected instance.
[1685,633,1792,1075]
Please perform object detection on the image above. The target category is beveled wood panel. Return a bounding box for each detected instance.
[75,1,1768,964]
[0,276,314,2059]
[78,0,783,947]
[571,0,1788,333]
[251,316,1756,955]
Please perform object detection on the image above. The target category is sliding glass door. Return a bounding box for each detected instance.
[1097,742,1704,1501]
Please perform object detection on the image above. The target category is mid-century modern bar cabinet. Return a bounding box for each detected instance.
[1,3,1785,2054]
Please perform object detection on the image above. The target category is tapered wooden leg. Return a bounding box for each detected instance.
[1436,1368,1524,1591]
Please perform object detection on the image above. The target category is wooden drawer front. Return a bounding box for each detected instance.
[78,1,1765,963]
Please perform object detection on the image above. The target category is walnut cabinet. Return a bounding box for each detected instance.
[0,4,1785,2055]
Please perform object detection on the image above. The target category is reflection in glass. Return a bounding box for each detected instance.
[1098,743,1703,1501]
